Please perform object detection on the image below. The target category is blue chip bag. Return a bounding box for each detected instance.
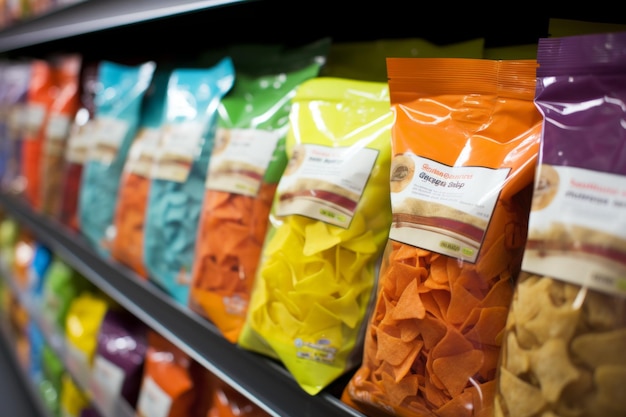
[78,60,156,256]
[143,57,234,305]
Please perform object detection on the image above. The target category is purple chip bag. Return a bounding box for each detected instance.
[495,31,626,417]
[535,31,626,174]
[90,309,148,416]
[526,31,626,283]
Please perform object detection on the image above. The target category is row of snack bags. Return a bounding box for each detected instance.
[341,32,626,417]
[0,38,487,344]
[0,213,271,417]
[0,29,625,417]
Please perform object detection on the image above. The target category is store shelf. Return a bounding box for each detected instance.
[1,0,562,63]
[0,0,248,53]
[0,193,365,417]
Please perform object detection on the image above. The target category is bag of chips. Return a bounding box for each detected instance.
[143,57,234,305]
[89,309,148,416]
[21,59,55,209]
[1,61,31,193]
[39,54,82,218]
[39,256,94,338]
[64,290,113,390]
[58,62,99,233]
[135,330,196,417]
[110,68,170,279]
[188,40,328,343]
[0,216,19,271]
[78,60,156,256]
[237,77,394,395]
[494,31,626,417]
[60,373,91,417]
[39,343,65,416]
[342,57,542,417]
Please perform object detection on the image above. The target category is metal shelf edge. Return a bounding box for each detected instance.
[0,0,250,53]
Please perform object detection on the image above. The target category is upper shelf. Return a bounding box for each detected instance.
[3,1,626,64]
[0,0,248,54]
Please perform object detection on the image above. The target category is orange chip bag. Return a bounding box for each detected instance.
[342,58,542,417]
[21,59,55,210]
[135,331,196,417]
[110,69,169,279]
[39,54,82,218]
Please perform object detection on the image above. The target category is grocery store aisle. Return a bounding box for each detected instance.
[0,336,46,417]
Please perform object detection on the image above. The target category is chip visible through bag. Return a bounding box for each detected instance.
[494,32,626,417]
[342,57,542,417]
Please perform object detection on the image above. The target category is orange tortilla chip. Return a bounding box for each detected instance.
[389,262,427,298]
[392,340,423,382]
[382,371,418,406]
[464,306,509,346]
[416,314,447,350]
[430,255,450,285]
[376,327,413,366]
[447,281,481,325]
[436,390,474,417]
[432,349,484,397]
[391,279,426,320]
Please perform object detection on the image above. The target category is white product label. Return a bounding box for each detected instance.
[23,103,46,137]
[388,154,508,262]
[88,116,129,165]
[8,104,27,135]
[64,339,91,389]
[522,164,626,295]
[276,144,378,228]
[125,127,163,177]
[136,376,172,417]
[65,119,96,164]
[206,127,281,196]
[46,113,72,142]
[152,121,204,182]
[89,355,125,417]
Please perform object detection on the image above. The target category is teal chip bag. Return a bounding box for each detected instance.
[143,57,235,305]
[78,60,156,256]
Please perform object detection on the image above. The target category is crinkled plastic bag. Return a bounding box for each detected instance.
[189,41,328,343]
[78,60,155,256]
[143,57,234,305]
[110,68,170,279]
[342,57,542,417]
[495,31,626,417]
[238,77,393,395]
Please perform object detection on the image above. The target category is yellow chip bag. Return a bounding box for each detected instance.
[64,291,112,390]
[237,77,393,395]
